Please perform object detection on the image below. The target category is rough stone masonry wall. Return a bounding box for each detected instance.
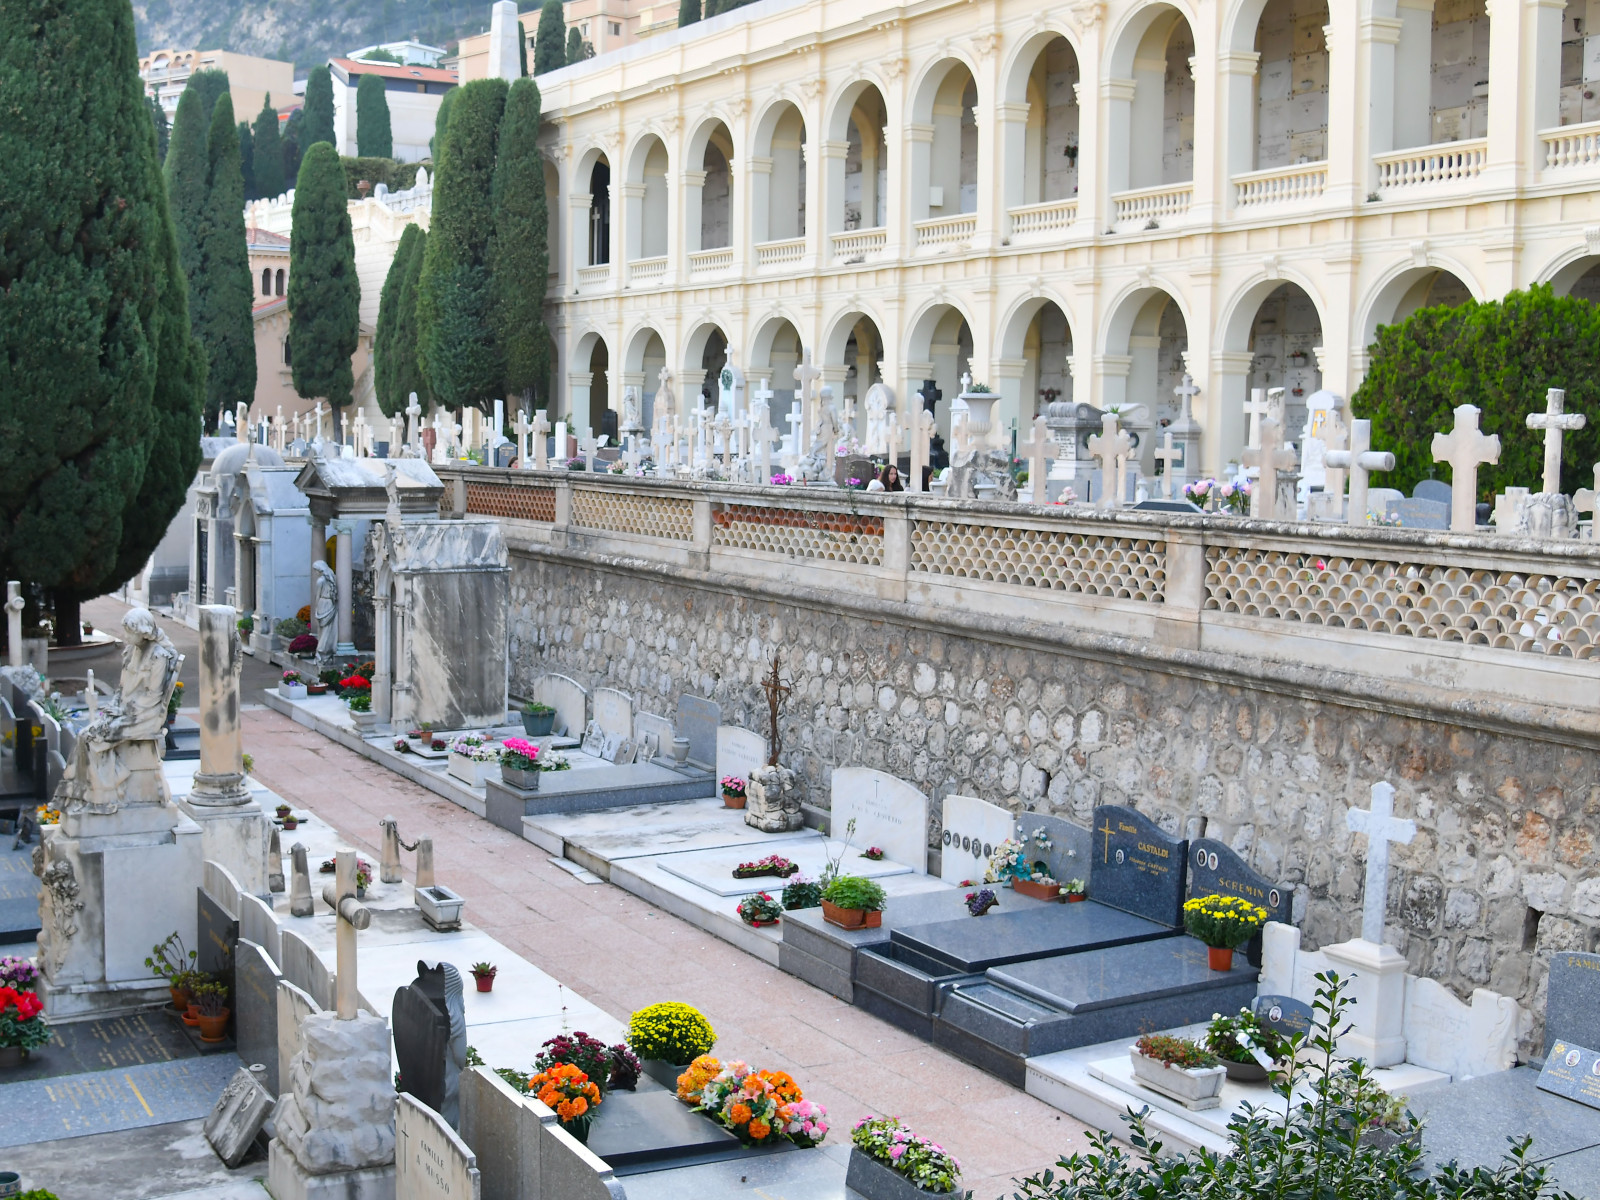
[508,551,1599,1040]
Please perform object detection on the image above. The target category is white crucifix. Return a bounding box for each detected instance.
[1018,415,1051,504]
[405,393,422,450]
[750,400,779,485]
[1325,418,1394,526]
[907,407,934,493]
[959,371,973,395]
[795,349,823,436]
[782,399,804,469]
[1242,388,1269,451]
[1152,432,1181,500]
[580,427,599,473]
[312,401,327,442]
[514,409,532,467]
[712,411,734,467]
[1526,387,1586,496]
[688,398,713,468]
[389,414,404,454]
[1346,781,1416,946]
[235,402,250,444]
[1431,404,1501,532]
[1086,412,1134,510]
[1241,417,1298,519]
[1173,374,1200,422]
[532,409,551,470]
[1574,464,1600,537]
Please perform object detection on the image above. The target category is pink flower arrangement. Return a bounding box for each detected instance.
[502,736,541,771]
[769,473,794,485]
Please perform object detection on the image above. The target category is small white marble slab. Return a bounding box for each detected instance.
[525,798,811,862]
[654,838,912,898]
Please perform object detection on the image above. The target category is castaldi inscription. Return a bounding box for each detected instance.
[1087,804,1187,927]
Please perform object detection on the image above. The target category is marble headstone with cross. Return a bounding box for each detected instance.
[831,767,929,871]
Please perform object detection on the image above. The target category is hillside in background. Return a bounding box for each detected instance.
[134,0,495,69]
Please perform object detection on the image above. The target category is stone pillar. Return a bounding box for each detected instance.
[334,523,356,656]
[372,588,392,725]
[1320,938,1409,1067]
[485,0,520,81]
[5,582,21,670]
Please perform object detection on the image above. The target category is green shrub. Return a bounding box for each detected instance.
[782,878,822,910]
[821,876,885,912]
[1135,1033,1217,1069]
[626,1001,716,1065]
[340,156,421,200]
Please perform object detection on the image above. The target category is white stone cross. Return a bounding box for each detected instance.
[580,427,599,473]
[514,409,532,468]
[1574,464,1600,537]
[1526,387,1586,495]
[908,407,935,493]
[1242,417,1299,519]
[312,402,327,442]
[1242,388,1270,451]
[1431,404,1501,532]
[712,411,734,467]
[235,402,250,444]
[1346,781,1415,946]
[275,405,285,451]
[405,393,422,450]
[1152,432,1181,499]
[960,371,973,395]
[688,398,713,468]
[1018,416,1051,504]
[795,349,823,436]
[532,409,551,470]
[1086,412,1134,510]
[1173,374,1200,423]
[752,378,775,425]
[750,397,779,484]
[1325,418,1395,526]
[319,849,372,1020]
[782,399,804,469]
[5,582,22,670]
[389,414,404,455]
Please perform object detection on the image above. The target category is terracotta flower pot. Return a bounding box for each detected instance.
[722,792,746,809]
[197,1009,230,1043]
[473,974,495,993]
[1012,878,1066,903]
[1207,946,1235,972]
[182,1005,201,1027]
[1066,893,1087,902]
[822,899,882,930]
[169,986,191,1011]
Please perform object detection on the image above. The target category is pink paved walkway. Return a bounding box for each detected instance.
[244,707,1094,1197]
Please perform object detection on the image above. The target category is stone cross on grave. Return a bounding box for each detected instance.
[1086,412,1134,510]
[406,393,422,449]
[1243,388,1270,450]
[320,849,372,1019]
[5,582,22,670]
[795,348,823,435]
[532,409,551,470]
[312,402,327,442]
[1431,404,1501,532]
[688,398,713,468]
[1527,387,1587,495]
[783,399,804,468]
[1174,373,1200,421]
[1347,781,1416,945]
[514,410,532,468]
[1018,416,1051,504]
[750,393,779,484]
[388,414,404,455]
[1574,464,1600,537]
[1325,418,1394,526]
[1152,432,1181,499]
[236,402,250,444]
[908,406,935,493]
[712,411,734,468]
[580,427,599,473]
[1242,419,1298,519]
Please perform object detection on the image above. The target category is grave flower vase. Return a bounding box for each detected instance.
[1207,946,1235,971]
[561,1112,594,1145]
[722,789,746,809]
[845,1148,961,1199]
[501,762,540,791]
[282,683,308,701]
[1129,1049,1226,1110]
[521,710,557,736]
[1012,879,1065,903]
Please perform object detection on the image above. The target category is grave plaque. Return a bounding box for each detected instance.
[580,720,606,758]
[197,887,239,977]
[1538,1040,1600,1111]
[1389,497,1450,530]
[715,726,767,786]
[1088,805,1187,927]
[634,713,674,762]
[396,1093,481,1198]
[203,1066,276,1168]
[1252,994,1317,1043]
[594,687,633,739]
[600,732,625,763]
[235,938,283,1092]
[584,1088,741,1169]
[1189,838,1293,966]
[832,767,929,872]
[1544,951,1600,1058]
[676,695,720,767]
[940,794,1016,885]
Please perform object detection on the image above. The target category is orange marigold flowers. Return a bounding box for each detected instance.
[730,1102,753,1124]
[528,1062,602,1130]
[749,1119,770,1141]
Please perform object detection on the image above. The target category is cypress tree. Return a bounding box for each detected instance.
[356,73,393,158]
[430,88,455,161]
[185,68,230,123]
[302,65,336,150]
[288,142,360,419]
[149,95,169,162]
[252,95,284,199]
[679,0,701,27]
[374,223,429,417]
[565,27,590,65]
[416,78,508,413]
[281,108,304,188]
[518,20,529,77]
[489,78,549,406]
[238,119,255,200]
[165,85,209,287]
[196,94,257,432]
[535,0,566,75]
[0,0,203,638]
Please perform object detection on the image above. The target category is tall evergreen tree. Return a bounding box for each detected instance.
[237,119,255,200]
[416,78,508,412]
[535,0,566,74]
[288,143,360,420]
[518,20,529,77]
[149,95,169,162]
[356,73,393,158]
[0,0,203,639]
[374,223,430,417]
[430,88,456,161]
[489,78,550,406]
[565,27,591,65]
[252,95,284,198]
[196,94,256,432]
[185,68,230,123]
[164,86,209,291]
[678,0,701,27]
[280,107,304,187]
[302,65,336,150]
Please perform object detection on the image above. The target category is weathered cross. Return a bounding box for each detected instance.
[389,414,405,454]
[514,409,532,468]
[1086,412,1134,510]
[750,395,779,485]
[532,409,551,470]
[1324,418,1394,526]
[794,349,823,435]
[782,399,805,469]
[312,401,327,441]
[960,371,974,395]
[688,398,713,468]
[1574,464,1600,537]
[580,426,599,473]
[1242,416,1299,519]
[1430,404,1501,532]
[1242,388,1270,451]
[405,393,422,450]
[1526,387,1586,495]
[1018,415,1051,504]
[712,411,734,468]
[1346,781,1415,945]
[760,653,792,767]
[1152,432,1182,499]
[907,407,935,494]
[319,849,372,1020]
[1173,374,1200,424]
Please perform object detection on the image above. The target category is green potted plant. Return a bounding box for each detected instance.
[781,876,822,911]
[720,775,747,809]
[471,962,498,993]
[736,892,783,927]
[280,669,307,700]
[520,700,557,737]
[499,738,543,790]
[821,876,886,930]
[0,984,51,1067]
[1183,894,1270,971]
[1063,878,1087,902]
[193,980,231,1044]
[146,931,198,1010]
[1129,1033,1224,1108]
[1205,1007,1288,1082]
[848,1116,964,1198]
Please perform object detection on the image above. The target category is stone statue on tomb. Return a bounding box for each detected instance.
[312,561,338,664]
[801,397,842,482]
[621,386,643,436]
[864,384,891,456]
[55,608,180,816]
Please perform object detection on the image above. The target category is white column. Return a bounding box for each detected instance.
[1219,52,1260,211]
[569,191,592,278]
[1208,350,1256,477]
[188,605,249,805]
[621,181,645,274]
[1392,0,1435,152]
[334,522,355,656]
[372,589,392,725]
[1323,3,1361,207]
[1103,79,1137,197]
[749,155,773,248]
[996,101,1031,227]
[821,139,849,254]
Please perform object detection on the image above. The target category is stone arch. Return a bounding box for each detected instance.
[827,80,890,234]
[685,118,735,253]
[622,324,669,429]
[908,58,979,222]
[571,328,612,434]
[681,320,729,406]
[751,99,807,243]
[574,146,613,267]
[1539,249,1600,300]
[997,292,1078,426]
[821,307,887,424]
[1105,3,1198,194]
[1101,284,1192,474]
[1001,30,1084,211]
[749,314,805,408]
[624,133,670,261]
[905,299,976,439]
[1359,259,1482,348]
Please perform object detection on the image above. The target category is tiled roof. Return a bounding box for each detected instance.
[328,57,458,84]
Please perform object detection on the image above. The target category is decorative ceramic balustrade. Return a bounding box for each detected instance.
[464,481,556,523]
[910,520,1166,601]
[713,503,884,565]
[1374,139,1487,191]
[571,487,694,541]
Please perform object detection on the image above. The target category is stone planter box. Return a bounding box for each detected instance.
[1128,1048,1226,1110]
[281,683,308,701]
[1012,878,1065,902]
[349,708,377,732]
[501,763,540,790]
[417,884,465,930]
[520,710,556,736]
[822,899,882,930]
[845,1147,960,1199]
[448,753,496,786]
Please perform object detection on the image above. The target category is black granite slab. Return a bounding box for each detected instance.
[987,936,1256,1012]
[1253,994,1316,1043]
[1545,951,1600,1059]
[2,1010,198,1082]
[1086,805,1187,926]
[0,842,40,943]
[1539,1040,1600,1111]
[196,887,238,978]
[888,899,1175,976]
[585,1089,741,1170]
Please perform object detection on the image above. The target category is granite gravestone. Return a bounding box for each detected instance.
[234,939,283,1091]
[676,695,720,768]
[1390,496,1450,530]
[392,961,468,1128]
[203,1065,276,1168]
[1252,994,1318,1044]
[1188,838,1293,966]
[197,887,239,977]
[584,1087,741,1169]
[1022,812,1093,887]
[832,767,929,871]
[1414,479,1452,505]
[395,1092,480,1198]
[940,794,1016,885]
[1538,1040,1600,1111]
[1087,805,1188,927]
[633,713,674,763]
[715,726,767,787]
[1545,951,1600,1059]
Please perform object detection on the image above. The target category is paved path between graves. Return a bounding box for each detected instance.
[243,706,1095,1199]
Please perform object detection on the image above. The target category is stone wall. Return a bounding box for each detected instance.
[508,546,1599,1041]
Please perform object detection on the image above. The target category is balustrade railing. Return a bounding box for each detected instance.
[628,256,667,286]
[1374,139,1487,191]
[754,237,806,268]
[576,263,611,289]
[687,246,734,275]
[913,212,977,251]
[1542,121,1600,170]
[1007,198,1080,239]
[1233,161,1328,208]
[830,227,887,263]
[1111,183,1193,225]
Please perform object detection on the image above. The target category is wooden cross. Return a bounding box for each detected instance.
[319,849,372,1020]
[1152,432,1181,499]
[1018,416,1051,504]
[532,409,551,470]
[1431,404,1501,532]
[1242,388,1270,450]
[1241,416,1298,519]
[1574,464,1600,537]
[1347,781,1415,945]
[761,653,792,767]
[1086,412,1134,509]
[1526,387,1586,495]
[1324,418,1394,525]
